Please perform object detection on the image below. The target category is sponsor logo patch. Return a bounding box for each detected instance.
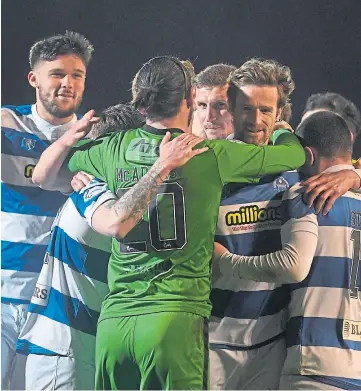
[343,319,361,341]
[24,164,35,178]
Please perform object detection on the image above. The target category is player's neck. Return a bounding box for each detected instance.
[316,156,353,174]
[146,117,188,132]
[35,102,74,126]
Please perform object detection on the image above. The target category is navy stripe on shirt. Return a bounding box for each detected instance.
[1,182,67,217]
[211,286,290,319]
[49,226,109,284]
[28,287,99,336]
[1,241,48,273]
[287,316,361,351]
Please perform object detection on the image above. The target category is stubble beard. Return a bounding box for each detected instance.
[38,88,82,119]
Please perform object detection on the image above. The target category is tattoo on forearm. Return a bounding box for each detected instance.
[112,161,166,224]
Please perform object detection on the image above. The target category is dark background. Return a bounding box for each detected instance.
[2,0,361,127]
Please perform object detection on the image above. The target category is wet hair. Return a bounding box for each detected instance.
[296,110,352,158]
[181,60,196,86]
[303,92,361,137]
[29,30,94,69]
[228,58,295,109]
[89,103,145,138]
[131,56,192,121]
[281,103,292,122]
[195,63,236,88]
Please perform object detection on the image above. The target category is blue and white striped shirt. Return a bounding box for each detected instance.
[1,105,77,304]
[210,171,301,348]
[17,179,115,364]
[281,180,361,389]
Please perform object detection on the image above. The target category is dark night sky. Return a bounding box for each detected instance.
[2,0,361,126]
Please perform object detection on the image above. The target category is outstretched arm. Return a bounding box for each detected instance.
[213,186,319,284]
[32,110,99,191]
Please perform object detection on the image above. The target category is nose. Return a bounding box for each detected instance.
[255,109,263,126]
[205,106,216,123]
[61,75,74,89]
[247,108,262,126]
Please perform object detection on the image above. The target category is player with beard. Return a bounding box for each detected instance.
[209,59,361,389]
[1,31,94,389]
[192,63,236,140]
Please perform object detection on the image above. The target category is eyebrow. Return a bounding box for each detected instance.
[259,105,274,111]
[48,68,85,74]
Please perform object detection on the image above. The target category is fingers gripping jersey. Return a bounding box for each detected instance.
[1,105,76,304]
[16,180,114,363]
[67,125,305,320]
[281,184,361,389]
[211,171,302,348]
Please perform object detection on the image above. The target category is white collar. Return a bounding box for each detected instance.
[31,104,78,141]
[322,164,355,174]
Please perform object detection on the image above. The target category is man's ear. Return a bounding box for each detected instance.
[304,146,315,167]
[28,71,38,89]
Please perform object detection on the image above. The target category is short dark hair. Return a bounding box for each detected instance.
[89,104,145,138]
[131,56,192,121]
[228,58,295,109]
[303,92,361,137]
[29,31,94,69]
[195,64,236,88]
[296,111,352,158]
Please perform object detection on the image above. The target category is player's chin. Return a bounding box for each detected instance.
[54,105,77,118]
[205,129,226,140]
[243,135,259,145]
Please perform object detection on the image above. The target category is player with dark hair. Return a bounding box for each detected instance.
[193,63,236,139]
[1,30,94,389]
[32,55,305,390]
[297,93,361,213]
[214,111,361,390]
[302,92,361,141]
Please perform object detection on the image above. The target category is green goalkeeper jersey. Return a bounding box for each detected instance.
[68,125,305,320]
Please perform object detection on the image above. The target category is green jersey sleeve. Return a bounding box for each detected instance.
[68,134,112,179]
[207,132,305,184]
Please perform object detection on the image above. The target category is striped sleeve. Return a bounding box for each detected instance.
[70,178,117,226]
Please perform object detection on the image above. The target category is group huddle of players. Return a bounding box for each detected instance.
[2,30,361,390]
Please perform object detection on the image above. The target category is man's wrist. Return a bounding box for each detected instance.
[153,159,172,182]
[59,131,78,148]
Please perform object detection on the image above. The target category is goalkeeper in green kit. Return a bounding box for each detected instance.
[33,56,305,390]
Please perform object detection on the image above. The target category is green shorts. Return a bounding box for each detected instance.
[95,312,209,390]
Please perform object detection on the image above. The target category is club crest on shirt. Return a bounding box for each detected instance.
[22,138,36,151]
[273,176,289,192]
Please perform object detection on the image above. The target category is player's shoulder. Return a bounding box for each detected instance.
[1,104,32,117]
[1,105,31,132]
[102,126,140,144]
[343,189,361,201]
[282,181,305,201]
[280,181,316,222]
[205,138,245,148]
